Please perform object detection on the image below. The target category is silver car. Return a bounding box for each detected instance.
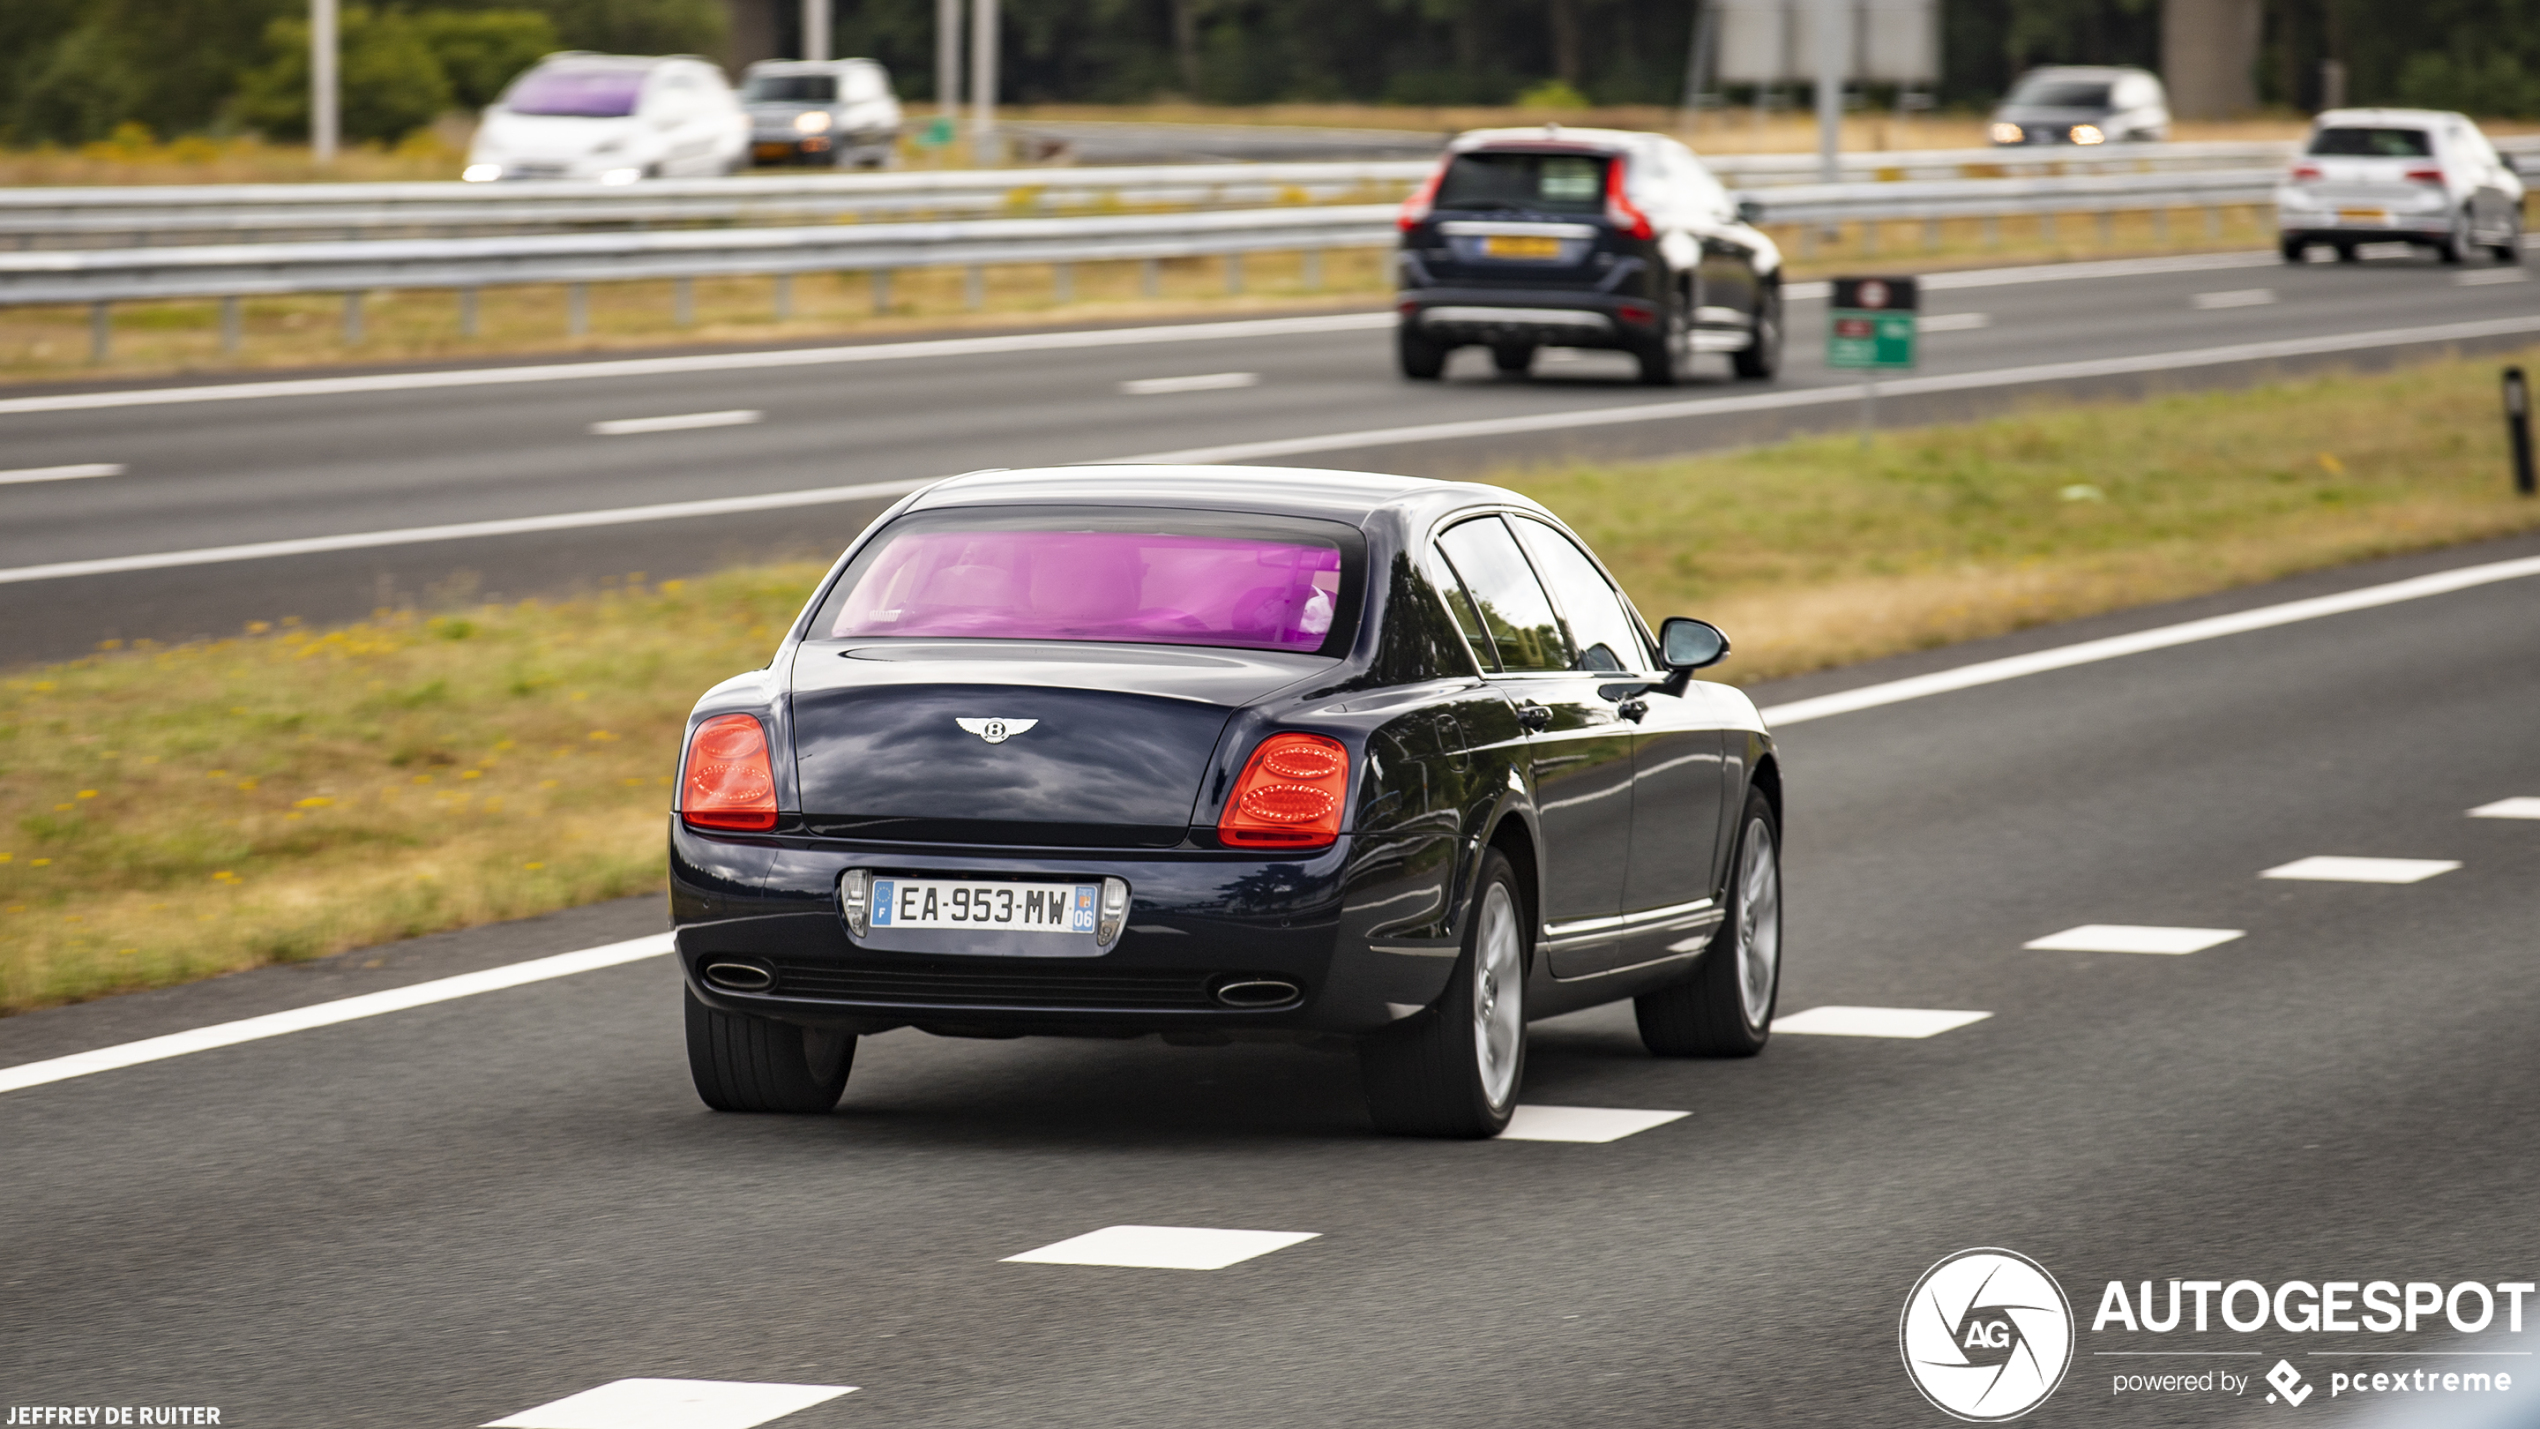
[740,59,902,169]
[1988,66,2170,146]
[2276,108,2526,264]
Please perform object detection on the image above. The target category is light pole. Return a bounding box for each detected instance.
[970,0,998,165]
[802,0,830,61]
[1813,0,1842,182]
[310,0,339,165]
[937,0,961,119]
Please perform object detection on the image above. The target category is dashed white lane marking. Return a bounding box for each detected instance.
[2261,856,2461,884]
[1119,371,1259,396]
[0,933,673,1096]
[0,463,123,486]
[1918,312,1992,332]
[590,409,762,437]
[2468,797,2540,819]
[1003,1225,1319,1270]
[2024,925,2246,955]
[2456,269,2529,286]
[1498,1105,1691,1142]
[1759,550,2540,727]
[1771,1006,1993,1039]
[2192,288,2278,309]
[485,1378,854,1429]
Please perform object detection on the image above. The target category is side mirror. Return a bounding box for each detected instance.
[1660,617,1730,670]
[1734,198,1766,226]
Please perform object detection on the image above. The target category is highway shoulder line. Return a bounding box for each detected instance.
[0,933,671,1095]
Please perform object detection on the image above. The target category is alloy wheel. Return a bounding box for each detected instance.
[1735,817,1782,1029]
[1472,881,1525,1108]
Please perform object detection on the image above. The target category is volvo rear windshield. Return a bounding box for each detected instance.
[1432,151,1612,215]
[2006,78,2114,108]
[744,74,836,103]
[809,507,1366,657]
[504,67,646,117]
[2308,126,2434,157]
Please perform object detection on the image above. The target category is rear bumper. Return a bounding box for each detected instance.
[1399,287,1658,350]
[671,822,1459,1038]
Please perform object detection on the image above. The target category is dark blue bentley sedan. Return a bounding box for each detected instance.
[671,465,1782,1137]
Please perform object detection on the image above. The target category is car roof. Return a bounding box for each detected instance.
[914,464,1551,525]
[2312,108,2455,127]
[1449,125,1656,155]
[746,58,881,73]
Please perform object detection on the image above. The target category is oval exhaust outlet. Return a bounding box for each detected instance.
[703,960,774,992]
[1213,978,1301,1008]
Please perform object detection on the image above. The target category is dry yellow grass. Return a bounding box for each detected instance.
[7,346,2539,1014]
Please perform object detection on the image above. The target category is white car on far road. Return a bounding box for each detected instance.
[464,53,750,184]
[2276,108,2525,264]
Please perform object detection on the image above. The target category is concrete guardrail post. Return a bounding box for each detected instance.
[342,291,364,346]
[872,269,892,314]
[89,301,109,362]
[1303,249,1323,291]
[457,288,479,338]
[1053,261,1073,303]
[1141,258,1160,298]
[964,266,984,310]
[1224,253,1243,294]
[674,276,695,328]
[220,296,242,356]
[568,283,590,336]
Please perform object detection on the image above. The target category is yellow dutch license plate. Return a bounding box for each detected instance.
[1482,235,1565,260]
[753,141,793,161]
[2337,207,2389,224]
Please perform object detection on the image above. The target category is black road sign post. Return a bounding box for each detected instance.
[2506,367,2535,498]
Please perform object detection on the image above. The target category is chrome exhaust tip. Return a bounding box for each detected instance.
[1212,977,1301,1009]
[702,960,774,993]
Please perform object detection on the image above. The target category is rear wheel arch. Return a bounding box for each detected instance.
[1482,813,1541,970]
[1747,752,1783,832]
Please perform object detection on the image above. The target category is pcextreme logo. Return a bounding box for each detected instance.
[1901,1248,2078,1422]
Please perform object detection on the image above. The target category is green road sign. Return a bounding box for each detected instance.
[916,115,957,149]
[1827,275,1919,370]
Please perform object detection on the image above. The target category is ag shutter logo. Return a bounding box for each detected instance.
[1902,1249,2077,1421]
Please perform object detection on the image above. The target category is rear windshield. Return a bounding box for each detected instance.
[505,68,645,117]
[2006,78,2113,108]
[809,508,1364,657]
[1433,151,1611,215]
[744,74,836,103]
[2308,126,2434,158]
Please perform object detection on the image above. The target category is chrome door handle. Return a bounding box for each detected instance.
[1617,698,1649,723]
[1516,703,1554,732]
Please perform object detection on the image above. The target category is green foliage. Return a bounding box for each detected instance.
[234,7,454,143]
[1515,78,1591,109]
[414,9,559,109]
[520,0,725,57]
[2395,50,2540,119]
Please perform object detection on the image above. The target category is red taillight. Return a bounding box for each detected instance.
[2405,166,2444,184]
[1218,732,1350,849]
[2291,164,2323,182]
[1398,164,1445,232]
[681,713,776,832]
[1605,158,1654,240]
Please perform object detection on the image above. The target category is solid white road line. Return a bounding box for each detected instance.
[0,478,930,587]
[2468,797,2540,819]
[1917,313,1992,332]
[1498,1105,1691,1142]
[2192,288,2278,310]
[2456,269,2529,286]
[2023,925,2246,955]
[1120,371,1260,395]
[2259,856,2461,884]
[1757,550,2540,727]
[590,408,762,436]
[1003,1226,1320,1270]
[1771,1006,1993,1039]
[485,1379,855,1429]
[0,313,1396,418]
[0,933,672,1096]
[0,462,123,486]
[1115,313,2540,465]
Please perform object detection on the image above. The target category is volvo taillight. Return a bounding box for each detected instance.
[2405,166,2445,185]
[1398,164,1445,231]
[681,713,777,831]
[1605,158,1654,240]
[1218,732,1351,849]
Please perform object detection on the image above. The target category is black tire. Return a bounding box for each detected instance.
[2492,212,2523,263]
[1397,324,1448,380]
[2279,237,2308,263]
[1635,291,1691,386]
[1731,282,1783,380]
[1491,343,1536,375]
[2335,242,2360,263]
[2438,208,2471,264]
[685,987,854,1113]
[1635,786,1781,1058]
[1360,849,1529,1137]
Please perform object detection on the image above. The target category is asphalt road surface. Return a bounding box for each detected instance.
[2,242,2537,666]
[4,534,2537,1428]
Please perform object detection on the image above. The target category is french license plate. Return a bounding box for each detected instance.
[2338,207,2389,223]
[870,877,1099,935]
[1482,234,1565,260]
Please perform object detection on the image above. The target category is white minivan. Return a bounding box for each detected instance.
[464,53,750,183]
[2276,108,2525,263]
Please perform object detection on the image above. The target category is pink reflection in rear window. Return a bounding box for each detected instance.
[828,530,1343,650]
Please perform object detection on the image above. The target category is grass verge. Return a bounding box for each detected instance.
[7,347,2540,1013]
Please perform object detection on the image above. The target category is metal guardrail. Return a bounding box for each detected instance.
[1742,167,2283,224]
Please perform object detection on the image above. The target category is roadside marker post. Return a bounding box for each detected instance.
[2505,366,2535,497]
[1829,275,1918,446]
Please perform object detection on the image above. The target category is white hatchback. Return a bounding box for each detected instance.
[464,53,750,184]
[2276,108,2525,263]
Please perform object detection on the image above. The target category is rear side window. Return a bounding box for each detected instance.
[1435,517,1569,672]
[2309,127,2434,158]
[1512,518,1648,673]
[1433,151,1611,215]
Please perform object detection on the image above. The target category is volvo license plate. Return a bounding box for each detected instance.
[1482,234,1565,260]
[870,877,1100,934]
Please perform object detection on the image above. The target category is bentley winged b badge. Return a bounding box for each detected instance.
[955,717,1038,744]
